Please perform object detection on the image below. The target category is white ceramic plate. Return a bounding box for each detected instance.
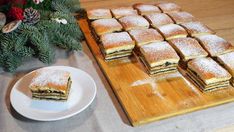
[10,66,97,121]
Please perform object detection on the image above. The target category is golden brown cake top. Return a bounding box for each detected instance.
[196,35,234,57]
[119,15,149,30]
[140,41,180,67]
[157,2,181,13]
[133,3,161,15]
[91,18,123,35]
[181,21,215,36]
[158,24,187,39]
[128,28,164,46]
[144,13,174,27]
[169,37,208,60]
[217,52,234,76]
[100,32,134,50]
[29,69,71,92]
[188,57,231,84]
[168,11,195,24]
[87,8,112,20]
[111,7,138,18]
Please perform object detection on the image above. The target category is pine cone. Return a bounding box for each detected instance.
[23,7,40,25]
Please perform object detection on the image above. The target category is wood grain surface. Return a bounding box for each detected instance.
[78,0,234,126]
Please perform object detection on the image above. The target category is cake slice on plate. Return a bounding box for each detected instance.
[29,69,72,101]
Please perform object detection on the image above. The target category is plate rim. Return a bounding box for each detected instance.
[10,66,97,121]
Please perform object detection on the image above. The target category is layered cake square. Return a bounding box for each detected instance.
[196,35,234,57]
[133,3,161,15]
[91,18,123,36]
[128,28,164,46]
[157,24,188,40]
[144,13,174,28]
[217,52,234,86]
[168,37,208,61]
[187,57,231,92]
[181,21,215,37]
[29,69,72,101]
[139,41,180,75]
[167,11,195,24]
[119,15,149,31]
[87,8,112,20]
[111,7,138,19]
[100,32,135,60]
[157,2,181,13]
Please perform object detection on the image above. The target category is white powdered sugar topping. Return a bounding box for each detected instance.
[145,13,173,26]
[158,3,180,11]
[111,7,138,17]
[218,52,234,75]
[159,24,185,35]
[119,15,149,27]
[30,69,70,87]
[189,58,230,78]
[141,41,179,61]
[169,11,194,22]
[136,4,161,12]
[89,9,111,17]
[92,18,121,27]
[197,35,232,56]
[182,21,211,33]
[171,38,206,57]
[101,32,132,46]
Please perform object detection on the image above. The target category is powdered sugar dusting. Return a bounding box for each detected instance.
[111,7,138,18]
[30,69,70,87]
[158,3,181,12]
[182,21,212,34]
[188,58,231,80]
[88,9,111,18]
[197,35,233,56]
[218,52,234,75]
[101,32,133,47]
[129,28,163,43]
[141,41,179,62]
[92,18,121,27]
[119,15,149,28]
[145,13,174,27]
[158,24,185,35]
[169,11,195,23]
[170,38,207,58]
[135,4,161,13]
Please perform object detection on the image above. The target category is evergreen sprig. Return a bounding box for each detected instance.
[0,0,84,72]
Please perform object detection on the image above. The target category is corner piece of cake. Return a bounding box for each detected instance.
[87,8,112,20]
[100,32,135,60]
[139,41,180,75]
[187,57,231,92]
[167,11,195,24]
[217,52,234,86]
[181,21,215,37]
[195,34,234,57]
[29,69,72,101]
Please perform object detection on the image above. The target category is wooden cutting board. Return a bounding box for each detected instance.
[78,18,234,126]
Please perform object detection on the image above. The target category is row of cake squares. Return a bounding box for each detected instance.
[90,10,197,36]
[87,2,182,20]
